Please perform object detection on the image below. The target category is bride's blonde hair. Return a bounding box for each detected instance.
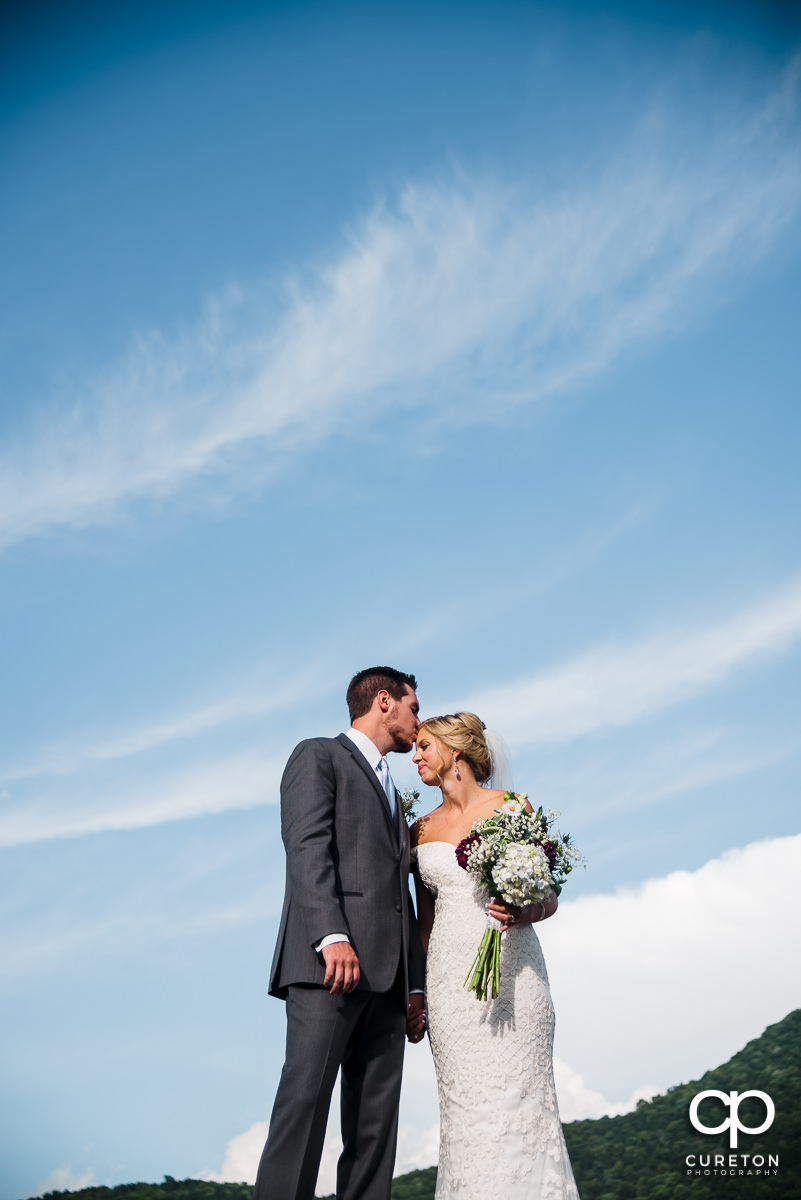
[417,712,492,784]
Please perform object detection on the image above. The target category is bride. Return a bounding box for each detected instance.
[409,712,580,1200]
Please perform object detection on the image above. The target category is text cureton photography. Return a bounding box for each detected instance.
[681,1087,782,1183]
[685,1153,779,1178]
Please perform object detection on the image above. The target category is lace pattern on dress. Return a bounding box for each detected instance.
[417,841,579,1200]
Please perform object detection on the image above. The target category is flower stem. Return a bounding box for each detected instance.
[464,929,501,1000]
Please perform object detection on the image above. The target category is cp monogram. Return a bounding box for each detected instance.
[689,1090,775,1148]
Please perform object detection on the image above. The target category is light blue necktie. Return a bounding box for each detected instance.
[377,756,395,817]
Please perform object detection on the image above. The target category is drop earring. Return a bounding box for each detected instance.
[453,756,461,779]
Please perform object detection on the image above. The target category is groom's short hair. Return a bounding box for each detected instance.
[347,666,419,722]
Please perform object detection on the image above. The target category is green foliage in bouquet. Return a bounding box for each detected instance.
[456,793,583,1000]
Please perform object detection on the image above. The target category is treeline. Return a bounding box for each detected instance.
[34,1183,251,1200]
[32,1011,800,1200]
[31,1169,436,1200]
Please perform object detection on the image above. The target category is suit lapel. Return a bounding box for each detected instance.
[394,782,405,840]
[337,734,398,841]
[397,790,410,868]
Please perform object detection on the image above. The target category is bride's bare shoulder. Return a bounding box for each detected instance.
[462,789,509,823]
[411,806,443,848]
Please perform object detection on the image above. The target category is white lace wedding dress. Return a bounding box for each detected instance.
[415,841,580,1200]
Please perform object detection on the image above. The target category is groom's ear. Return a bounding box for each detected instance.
[375,689,392,713]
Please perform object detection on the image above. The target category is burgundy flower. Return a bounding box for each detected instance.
[455,832,481,870]
[543,841,557,867]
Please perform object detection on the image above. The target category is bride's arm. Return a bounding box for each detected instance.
[531,889,559,924]
[412,866,436,954]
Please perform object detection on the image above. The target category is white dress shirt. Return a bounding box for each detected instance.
[344,726,396,817]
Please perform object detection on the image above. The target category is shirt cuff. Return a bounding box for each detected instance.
[315,933,350,952]
[409,988,425,995]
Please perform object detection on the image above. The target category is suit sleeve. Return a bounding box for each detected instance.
[406,887,426,993]
[280,739,350,952]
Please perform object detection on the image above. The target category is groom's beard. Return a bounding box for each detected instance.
[385,716,415,754]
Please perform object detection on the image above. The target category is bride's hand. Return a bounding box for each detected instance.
[486,900,524,932]
[487,893,555,931]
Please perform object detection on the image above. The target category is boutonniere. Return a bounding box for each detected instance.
[399,787,420,824]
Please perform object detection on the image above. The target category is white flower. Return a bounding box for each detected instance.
[491,842,554,907]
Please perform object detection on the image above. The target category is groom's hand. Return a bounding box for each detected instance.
[406,993,427,1043]
[322,942,360,994]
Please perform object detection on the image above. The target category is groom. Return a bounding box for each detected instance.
[254,666,427,1200]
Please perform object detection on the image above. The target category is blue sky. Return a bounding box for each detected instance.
[1,1,800,1195]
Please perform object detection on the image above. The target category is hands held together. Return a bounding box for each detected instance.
[322,942,427,1044]
[406,993,427,1043]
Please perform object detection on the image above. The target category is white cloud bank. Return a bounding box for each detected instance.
[539,832,801,1100]
[206,834,800,1191]
[202,1034,439,1192]
[33,1167,95,1196]
[552,1058,658,1122]
[469,574,801,746]
[1,64,800,549]
[203,1119,269,1185]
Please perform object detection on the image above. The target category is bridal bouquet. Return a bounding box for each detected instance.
[456,793,583,1001]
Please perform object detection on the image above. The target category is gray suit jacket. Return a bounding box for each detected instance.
[269,733,426,1000]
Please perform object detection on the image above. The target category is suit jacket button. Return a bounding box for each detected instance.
[394,901,402,912]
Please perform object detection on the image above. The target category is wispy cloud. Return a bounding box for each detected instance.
[4,574,801,848]
[1,64,799,548]
[0,669,322,785]
[522,725,798,832]
[467,574,801,745]
[1,500,651,790]
[0,878,281,978]
[0,750,283,849]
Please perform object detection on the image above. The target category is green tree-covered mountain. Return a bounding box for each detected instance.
[563,1007,800,1199]
[30,1009,799,1200]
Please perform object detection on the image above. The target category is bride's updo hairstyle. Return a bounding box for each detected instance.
[418,712,493,784]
